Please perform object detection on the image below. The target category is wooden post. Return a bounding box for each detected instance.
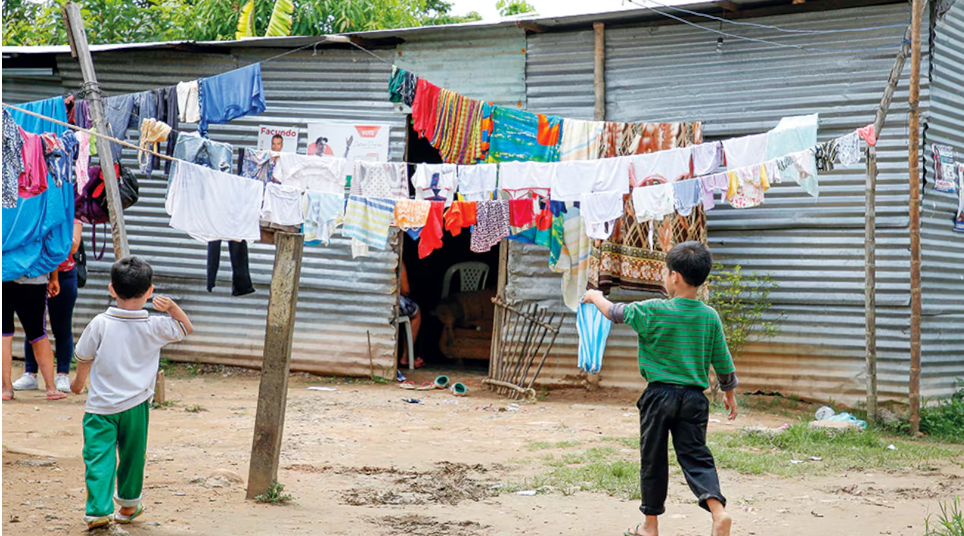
[908,0,924,435]
[593,22,606,122]
[62,2,129,259]
[246,232,304,499]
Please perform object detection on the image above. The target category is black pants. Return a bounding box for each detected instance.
[638,382,725,516]
[206,240,255,296]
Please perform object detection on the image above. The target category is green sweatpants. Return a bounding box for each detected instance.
[82,400,150,518]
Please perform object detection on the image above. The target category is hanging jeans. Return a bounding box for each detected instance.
[24,268,77,375]
[206,240,255,296]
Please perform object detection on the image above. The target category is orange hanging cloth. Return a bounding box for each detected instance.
[418,201,445,259]
[443,201,478,236]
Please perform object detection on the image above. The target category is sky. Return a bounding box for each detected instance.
[448,0,640,21]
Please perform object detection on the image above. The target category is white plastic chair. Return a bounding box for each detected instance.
[398,315,416,370]
[441,262,490,299]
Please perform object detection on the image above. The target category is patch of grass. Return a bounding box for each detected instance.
[528,440,582,451]
[506,446,641,500]
[921,383,964,443]
[151,399,177,410]
[158,358,176,375]
[184,404,207,413]
[926,496,964,536]
[254,480,294,505]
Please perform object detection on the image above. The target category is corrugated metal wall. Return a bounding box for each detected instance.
[517,3,929,403]
[51,46,405,377]
[395,26,527,108]
[922,0,964,399]
[1,68,65,104]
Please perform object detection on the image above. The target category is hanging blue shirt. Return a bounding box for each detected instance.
[6,96,68,136]
[197,63,266,136]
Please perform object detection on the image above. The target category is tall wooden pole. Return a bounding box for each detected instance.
[593,22,606,122]
[247,232,304,499]
[907,0,924,435]
[62,2,129,259]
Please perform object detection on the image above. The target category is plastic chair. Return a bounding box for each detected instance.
[398,315,416,370]
[441,262,490,299]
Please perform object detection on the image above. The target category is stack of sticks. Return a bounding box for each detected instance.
[484,296,563,400]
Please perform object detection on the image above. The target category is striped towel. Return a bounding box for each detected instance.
[303,191,345,246]
[342,195,397,250]
[559,119,604,162]
[577,302,612,375]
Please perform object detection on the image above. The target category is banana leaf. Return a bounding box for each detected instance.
[265,0,294,37]
[235,0,256,40]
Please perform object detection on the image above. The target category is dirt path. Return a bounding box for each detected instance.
[3,364,962,536]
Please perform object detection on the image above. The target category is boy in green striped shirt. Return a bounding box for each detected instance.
[583,241,738,536]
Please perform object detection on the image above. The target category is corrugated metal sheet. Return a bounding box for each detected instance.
[52,46,405,377]
[395,26,527,108]
[516,3,930,403]
[1,68,65,104]
[921,0,964,399]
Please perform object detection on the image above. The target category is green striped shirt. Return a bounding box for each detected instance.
[620,298,734,389]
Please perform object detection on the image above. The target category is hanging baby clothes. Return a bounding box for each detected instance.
[856,124,876,146]
[726,164,770,209]
[18,128,49,199]
[261,183,304,226]
[274,154,346,193]
[166,161,262,242]
[457,163,498,201]
[412,163,458,204]
[700,172,729,210]
[835,132,863,168]
[430,90,487,164]
[2,109,24,208]
[138,118,172,178]
[470,199,510,253]
[772,149,819,198]
[418,201,445,259]
[239,148,276,183]
[486,107,562,163]
[393,199,432,229]
[598,122,702,158]
[508,198,535,227]
[197,63,266,136]
[412,78,442,141]
[724,133,768,170]
[559,119,604,162]
[691,141,723,176]
[104,90,156,159]
[177,81,201,123]
[673,179,703,217]
[351,161,408,199]
[581,191,624,240]
[813,141,837,172]
[632,183,675,250]
[443,200,477,236]
[577,301,612,375]
[342,195,397,252]
[627,147,693,186]
[303,191,345,246]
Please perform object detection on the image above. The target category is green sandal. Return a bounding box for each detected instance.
[434,375,450,389]
[85,516,111,530]
[114,504,145,524]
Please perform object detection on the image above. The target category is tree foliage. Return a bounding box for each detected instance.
[2,0,483,46]
[496,0,536,17]
[705,263,782,360]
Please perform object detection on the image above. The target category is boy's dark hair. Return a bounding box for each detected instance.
[272,134,283,141]
[666,241,713,287]
[111,256,153,299]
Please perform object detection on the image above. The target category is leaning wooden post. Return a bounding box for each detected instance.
[907,0,924,435]
[247,232,304,499]
[593,22,606,122]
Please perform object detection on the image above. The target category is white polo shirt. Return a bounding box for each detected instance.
[75,307,188,415]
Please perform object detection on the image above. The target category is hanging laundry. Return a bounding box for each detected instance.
[303,191,345,246]
[932,144,958,193]
[206,240,255,296]
[75,100,92,130]
[104,90,156,158]
[393,199,432,229]
[412,163,458,204]
[470,199,510,253]
[551,205,593,312]
[581,190,624,240]
[2,173,74,281]
[509,198,535,227]
[418,201,445,259]
[46,131,79,188]
[673,178,703,217]
[74,131,91,192]
[274,153,347,193]
[856,124,876,146]
[700,172,729,211]
[171,131,233,174]
[351,161,408,199]
[239,148,276,183]
[834,132,863,168]
[772,149,819,198]
[197,63,266,135]
[724,133,768,170]
[443,200,477,236]
[261,183,304,227]
[598,121,702,158]
[813,141,837,172]
[6,96,69,136]
[166,161,262,242]
[577,301,612,375]
[342,195,397,252]
[429,89,487,164]
[765,113,818,162]
[551,157,630,202]
[535,201,553,231]
[457,163,498,201]
[412,78,442,141]
[18,128,49,199]
[726,164,770,209]
[498,161,552,194]
[163,84,180,175]
[388,66,418,106]
[138,118,172,178]
[627,147,693,186]
[631,183,675,250]
[559,119,604,162]
[486,107,562,163]
[64,94,76,125]
[2,109,25,208]
[177,81,201,123]
[692,141,724,176]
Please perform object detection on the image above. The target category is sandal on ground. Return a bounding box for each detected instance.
[416,381,435,391]
[46,392,67,401]
[2,393,14,401]
[433,375,450,389]
[450,382,467,397]
[114,504,145,524]
[85,516,111,530]
[399,381,416,390]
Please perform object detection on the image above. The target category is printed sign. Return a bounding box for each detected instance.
[257,125,299,153]
[305,122,391,178]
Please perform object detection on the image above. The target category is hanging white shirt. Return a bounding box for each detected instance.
[632,183,675,222]
[273,153,347,193]
[457,163,498,201]
[626,147,693,187]
[261,183,305,226]
[580,190,624,240]
[166,161,262,242]
[498,161,552,193]
[176,81,200,123]
[724,133,768,170]
[412,163,458,206]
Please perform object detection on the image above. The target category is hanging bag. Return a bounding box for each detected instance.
[74,239,88,288]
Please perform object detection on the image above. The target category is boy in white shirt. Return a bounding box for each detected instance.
[70,257,193,530]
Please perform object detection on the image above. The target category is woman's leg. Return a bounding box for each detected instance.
[47,269,78,375]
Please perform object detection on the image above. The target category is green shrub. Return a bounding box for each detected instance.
[921,381,964,443]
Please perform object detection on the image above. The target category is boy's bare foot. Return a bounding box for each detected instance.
[625,517,658,536]
[711,511,732,536]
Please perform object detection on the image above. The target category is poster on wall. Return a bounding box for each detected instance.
[257,125,299,153]
[955,164,964,233]
[305,122,391,178]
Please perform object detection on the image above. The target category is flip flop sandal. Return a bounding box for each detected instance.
[2,393,14,401]
[433,375,450,389]
[46,392,67,401]
[450,382,468,397]
[399,381,416,390]
[85,516,111,530]
[114,504,145,524]
[623,523,648,536]
[416,381,435,391]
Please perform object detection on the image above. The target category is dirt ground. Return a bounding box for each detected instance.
[3,362,963,536]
